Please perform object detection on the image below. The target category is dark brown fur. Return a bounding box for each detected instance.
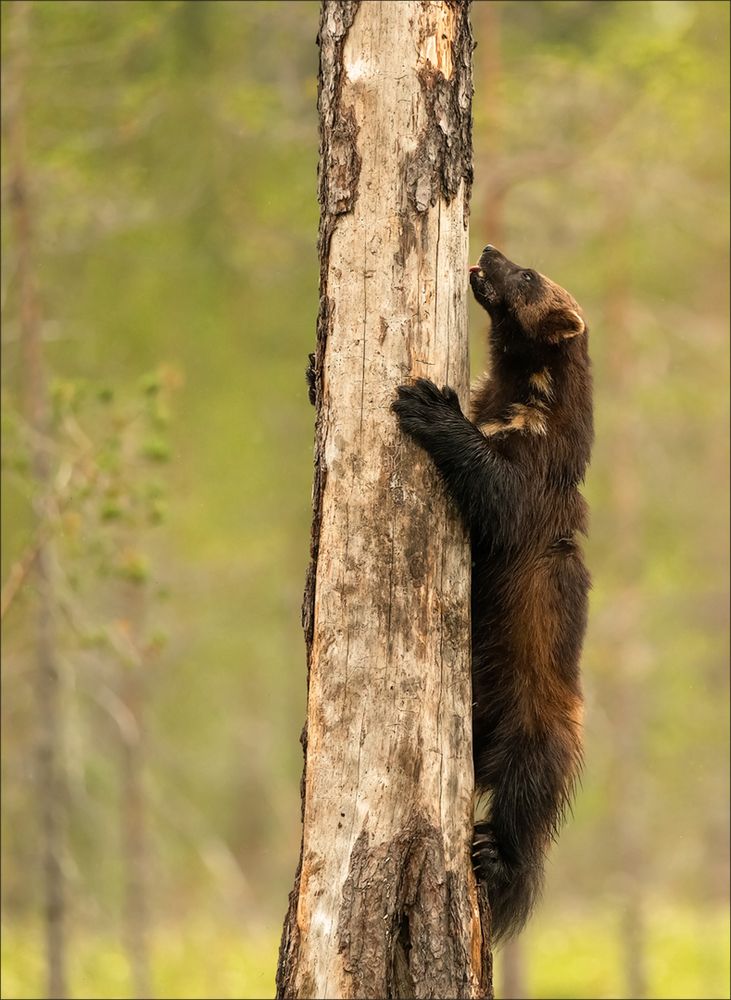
[392,245,592,941]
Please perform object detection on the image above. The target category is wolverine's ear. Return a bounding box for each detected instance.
[544,308,586,343]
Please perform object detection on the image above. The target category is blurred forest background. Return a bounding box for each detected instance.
[1,2,728,998]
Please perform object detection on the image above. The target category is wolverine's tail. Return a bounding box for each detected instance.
[472,822,545,943]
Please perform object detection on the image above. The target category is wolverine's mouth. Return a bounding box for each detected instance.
[469,265,498,306]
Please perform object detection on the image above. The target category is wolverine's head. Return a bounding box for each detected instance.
[469,245,586,345]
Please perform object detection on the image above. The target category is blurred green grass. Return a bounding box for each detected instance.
[2,904,728,1000]
[517,904,730,1000]
[1,920,279,1000]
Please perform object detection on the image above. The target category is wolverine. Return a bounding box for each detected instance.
[392,245,593,941]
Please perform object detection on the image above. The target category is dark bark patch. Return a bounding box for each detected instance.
[306,0,362,657]
[317,0,362,261]
[403,5,473,218]
[326,103,361,217]
[338,815,484,999]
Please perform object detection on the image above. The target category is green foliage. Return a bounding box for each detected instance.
[2,364,179,575]
[518,904,730,1000]
[1,921,280,1000]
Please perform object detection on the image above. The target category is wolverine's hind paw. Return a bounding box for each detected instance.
[472,822,511,883]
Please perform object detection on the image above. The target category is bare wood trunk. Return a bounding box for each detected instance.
[4,3,68,997]
[277,3,491,998]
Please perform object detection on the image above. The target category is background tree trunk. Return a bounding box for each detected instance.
[119,582,153,1000]
[477,0,504,248]
[277,2,490,998]
[499,937,528,1000]
[603,181,648,1000]
[5,3,68,997]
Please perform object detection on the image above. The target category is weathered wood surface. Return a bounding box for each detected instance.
[277,3,491,997]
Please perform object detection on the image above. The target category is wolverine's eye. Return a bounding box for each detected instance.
[522,271,534,282]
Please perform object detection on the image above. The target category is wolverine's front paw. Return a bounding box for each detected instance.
[392,378,462,444]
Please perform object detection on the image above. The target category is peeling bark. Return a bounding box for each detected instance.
[277,3,490,998]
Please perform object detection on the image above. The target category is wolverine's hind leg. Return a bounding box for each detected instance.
[473,714,582,940]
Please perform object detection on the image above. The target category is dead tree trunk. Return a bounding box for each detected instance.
[4,3,68,997]
[277,3,491,998]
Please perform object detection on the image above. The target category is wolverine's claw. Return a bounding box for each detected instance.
[392,378,464,448]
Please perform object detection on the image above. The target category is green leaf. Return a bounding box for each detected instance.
[140,436,171,463]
